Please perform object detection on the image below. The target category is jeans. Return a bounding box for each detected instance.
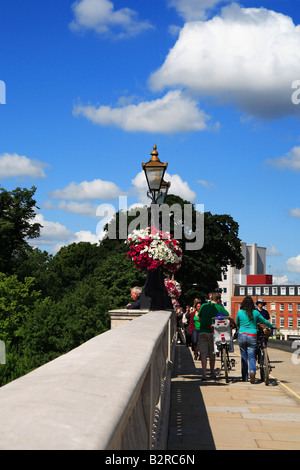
[238,333,257,381]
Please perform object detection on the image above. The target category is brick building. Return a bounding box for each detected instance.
[231,277,300,340]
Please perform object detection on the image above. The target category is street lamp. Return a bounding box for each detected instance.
[139,145,173,311]
[142,145,168,204]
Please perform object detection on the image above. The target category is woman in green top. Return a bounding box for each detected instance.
[236,296,273,383]
[193,301,201,360]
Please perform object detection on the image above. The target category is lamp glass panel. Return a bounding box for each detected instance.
[145,167,164,190]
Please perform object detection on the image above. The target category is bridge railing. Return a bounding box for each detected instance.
[0,310,176,450]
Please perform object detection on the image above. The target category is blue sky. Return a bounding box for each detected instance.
[1,0,300,284]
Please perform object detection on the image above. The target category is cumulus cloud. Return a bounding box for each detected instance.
[73,90,212,134]
[32,213,73,244]
[273,275,289,285]
[265,146,300,171]
[267,243,282,256]
[168,0,230,21]
[0,153,49,179]
[70,0,153,38]
[49,178,121,200]
[149,4,300,119]
[289,207,300,218]
[131,170,197,204]
[287,254,300,273]
[197,179,216,189]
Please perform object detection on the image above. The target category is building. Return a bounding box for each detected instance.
[231,282,300,340]
[218,242,266,313]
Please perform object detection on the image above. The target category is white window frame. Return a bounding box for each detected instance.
[288,316,293,328]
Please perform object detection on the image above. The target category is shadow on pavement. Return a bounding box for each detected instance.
[167,345,216,450]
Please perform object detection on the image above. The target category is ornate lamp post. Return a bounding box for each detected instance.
[142,145,169,205]
[139,145,173,311]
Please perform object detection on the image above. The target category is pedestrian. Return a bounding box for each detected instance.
[126,286,142,309]
[198,292,230,380]
[256,299,270,320]
[189,298,201,360]
[183,306,192,347]
[236,296,273,383]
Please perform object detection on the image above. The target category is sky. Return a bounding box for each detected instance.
[1,0,300,284]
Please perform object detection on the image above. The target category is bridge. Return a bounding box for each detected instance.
[0,309,299,450]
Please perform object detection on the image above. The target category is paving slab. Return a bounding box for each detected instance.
[167,343,300,450]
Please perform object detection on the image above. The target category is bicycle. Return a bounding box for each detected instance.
[256,326,273,385]
[212,317,236,383]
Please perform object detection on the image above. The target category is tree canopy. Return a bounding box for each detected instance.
[0,187,243,385]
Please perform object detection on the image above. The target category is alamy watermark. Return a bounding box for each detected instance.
[291,80,300,105]
[292,340,300,365]
[0,341,6,364]
[0,80,6,104]
[95,196,204,251]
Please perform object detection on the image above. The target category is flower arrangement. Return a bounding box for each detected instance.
[164,277,182,309]
[126,226,182,274]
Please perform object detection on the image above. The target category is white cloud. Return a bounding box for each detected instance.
[32,213,73,244]
[266,146,300,171]
[0,153,49,179]
[273,275,289,285]
[168,0,229,21]
[197,179,216,189]
[266,243,282,256]
[70,0,153,38]
[287,254,300,273]
[73,90,212,134]
[49,178,121,200]
[131,170,197,203]
[290,207,300,218]
[44,200,98,217]
[149,4,300,119]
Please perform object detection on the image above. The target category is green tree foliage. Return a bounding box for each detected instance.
[0,186,41,273]
[0,186,243,386]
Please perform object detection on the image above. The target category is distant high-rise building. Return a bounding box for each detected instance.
[218,242,266,313]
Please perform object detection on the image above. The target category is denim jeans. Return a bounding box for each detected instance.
[238,333,257,381]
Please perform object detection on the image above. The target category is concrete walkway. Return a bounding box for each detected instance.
[167,343,300,450]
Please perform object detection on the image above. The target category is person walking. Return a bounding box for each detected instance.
[236,296,273,383]
[198,292,230,380]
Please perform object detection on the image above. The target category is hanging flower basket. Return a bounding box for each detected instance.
[125,226,182,274]
[164,277,182,309]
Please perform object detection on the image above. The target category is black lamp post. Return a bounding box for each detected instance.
[140,145,173,311]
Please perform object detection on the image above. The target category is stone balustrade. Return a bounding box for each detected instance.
[0,310,176,450]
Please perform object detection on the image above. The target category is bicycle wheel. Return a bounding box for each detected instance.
[259,348,265,382]
[263,348,269,386]
[222,347,229,383]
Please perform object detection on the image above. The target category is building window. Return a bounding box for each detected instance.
[263,287,269,295]
[280,287,286,295]
[289,287,295,295]
[288,303,293,312]
[288,317,293,328]
[271,302,276,311]
[298,287,300,295]
[271,316,276,326]
[223,301,227,306]
[297,304,300,313]
[223,274,227,280]
[255,287,261,295]
[240,287,245,296]
[247,287,253,295]
[280,304,284,312]
[223,287,227,293]
[297,317,300,328]
[272,287,278,295]
[280,317,284,328]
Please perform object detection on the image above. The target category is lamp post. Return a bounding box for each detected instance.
[139,145,173,311]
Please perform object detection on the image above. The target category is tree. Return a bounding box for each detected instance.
[0,186,41,273]
[102,194,244,305]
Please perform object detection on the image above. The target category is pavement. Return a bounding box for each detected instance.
[167,341,300,450]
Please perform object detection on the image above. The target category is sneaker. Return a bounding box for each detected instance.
[201,375,207,381]
[250,371,255,384]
